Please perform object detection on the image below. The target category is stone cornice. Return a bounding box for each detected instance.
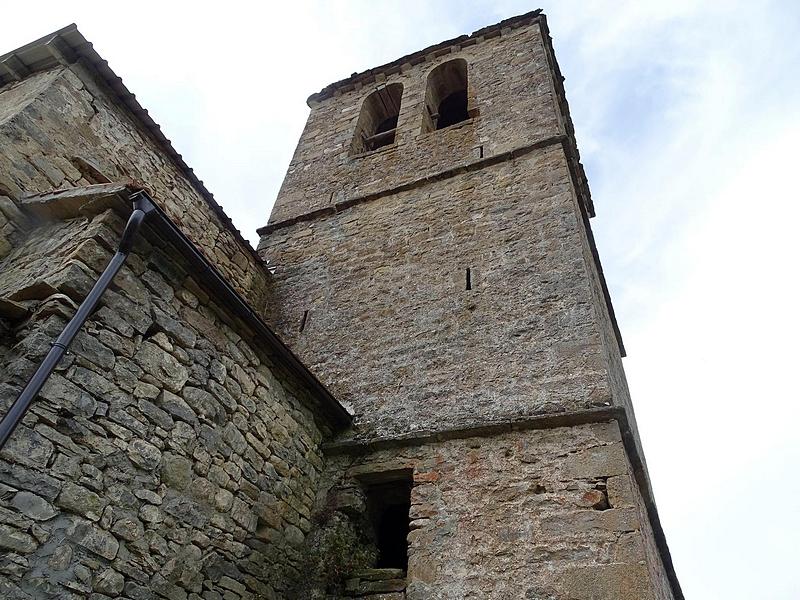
[307,10,544,106]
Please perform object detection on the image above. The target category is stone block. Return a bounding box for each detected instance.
[182,386,221,421]
[607,474,635,508]
[0,426,54,469]
[162,453,193,490]
[561,444,628,479]
[134,341,189,393]
[557,563,654,600]
[539,508,640,537]
[128,439,163,470]
[10,491,57,521]
[57,482,105,521]
[0,524,38,553]
[94,568,125,595]
[158,390,199,425]
[138,398,176,430]
[75,523,120,560]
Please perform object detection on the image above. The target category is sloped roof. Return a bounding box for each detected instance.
[0,24,262,267]
[0,28,352,430]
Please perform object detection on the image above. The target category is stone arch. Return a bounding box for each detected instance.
[422,58,471,132]
[350,83,404,155]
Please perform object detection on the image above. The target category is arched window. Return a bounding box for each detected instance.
[422,59,470,132]
[350,83,403,155]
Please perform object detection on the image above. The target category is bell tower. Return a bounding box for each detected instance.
[258,10,681,600]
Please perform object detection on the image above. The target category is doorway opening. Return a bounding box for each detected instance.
[362,471,412,571]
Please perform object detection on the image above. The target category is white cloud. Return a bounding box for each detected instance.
[541,1,800,597]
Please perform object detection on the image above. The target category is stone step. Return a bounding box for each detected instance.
[351,568,406,581]
[344,568,407,597]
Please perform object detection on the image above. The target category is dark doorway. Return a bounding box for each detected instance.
[363,475,412,571]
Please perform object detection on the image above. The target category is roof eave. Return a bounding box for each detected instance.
[0,25,265,276]
[18,182,353,431]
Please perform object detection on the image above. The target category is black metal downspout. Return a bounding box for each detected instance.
[0,191,156,450]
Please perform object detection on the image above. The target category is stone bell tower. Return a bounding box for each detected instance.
[258,10,681,600]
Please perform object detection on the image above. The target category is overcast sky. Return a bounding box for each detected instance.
[5,1,800,598]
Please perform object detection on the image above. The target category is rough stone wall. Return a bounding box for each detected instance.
[258,14,679,597]
[323,422,674,600]
[0,65,269,309]
[267,22,561,225]
[0,194,29,260]
[260,147,613,438]
[0,208,331,599]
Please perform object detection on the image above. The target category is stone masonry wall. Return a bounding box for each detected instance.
[0,193,29,260]
[0,207,332,599]
[258,12,678,597]
[323,422,674,600]
[0,65,269,309]
[260,147,614,439]
[267,21,561,225]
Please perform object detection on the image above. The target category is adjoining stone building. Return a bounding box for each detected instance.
[0,10,682,600]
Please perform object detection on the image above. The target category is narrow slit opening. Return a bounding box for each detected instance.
[299,310,309,333]
[465,268,472,291]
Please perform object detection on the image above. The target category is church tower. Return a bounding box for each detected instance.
[258,10,681,600]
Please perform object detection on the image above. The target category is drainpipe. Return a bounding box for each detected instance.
[0,191,156,450]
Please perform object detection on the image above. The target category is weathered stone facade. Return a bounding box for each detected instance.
[262,147,610,438]
[324,422,673,600]
[259,10,680,600]
[0,10,681,600]
[0,204,336,599]
[0,27,348,600]
[0,62,267,308]
[257,16,622,441]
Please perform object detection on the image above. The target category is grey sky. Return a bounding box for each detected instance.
[5,1,800,597]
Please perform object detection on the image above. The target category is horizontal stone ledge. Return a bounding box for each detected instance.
[19,180,143,220]
[323,405,626,455]
[256,134,570,236]
[350,568,406,581]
